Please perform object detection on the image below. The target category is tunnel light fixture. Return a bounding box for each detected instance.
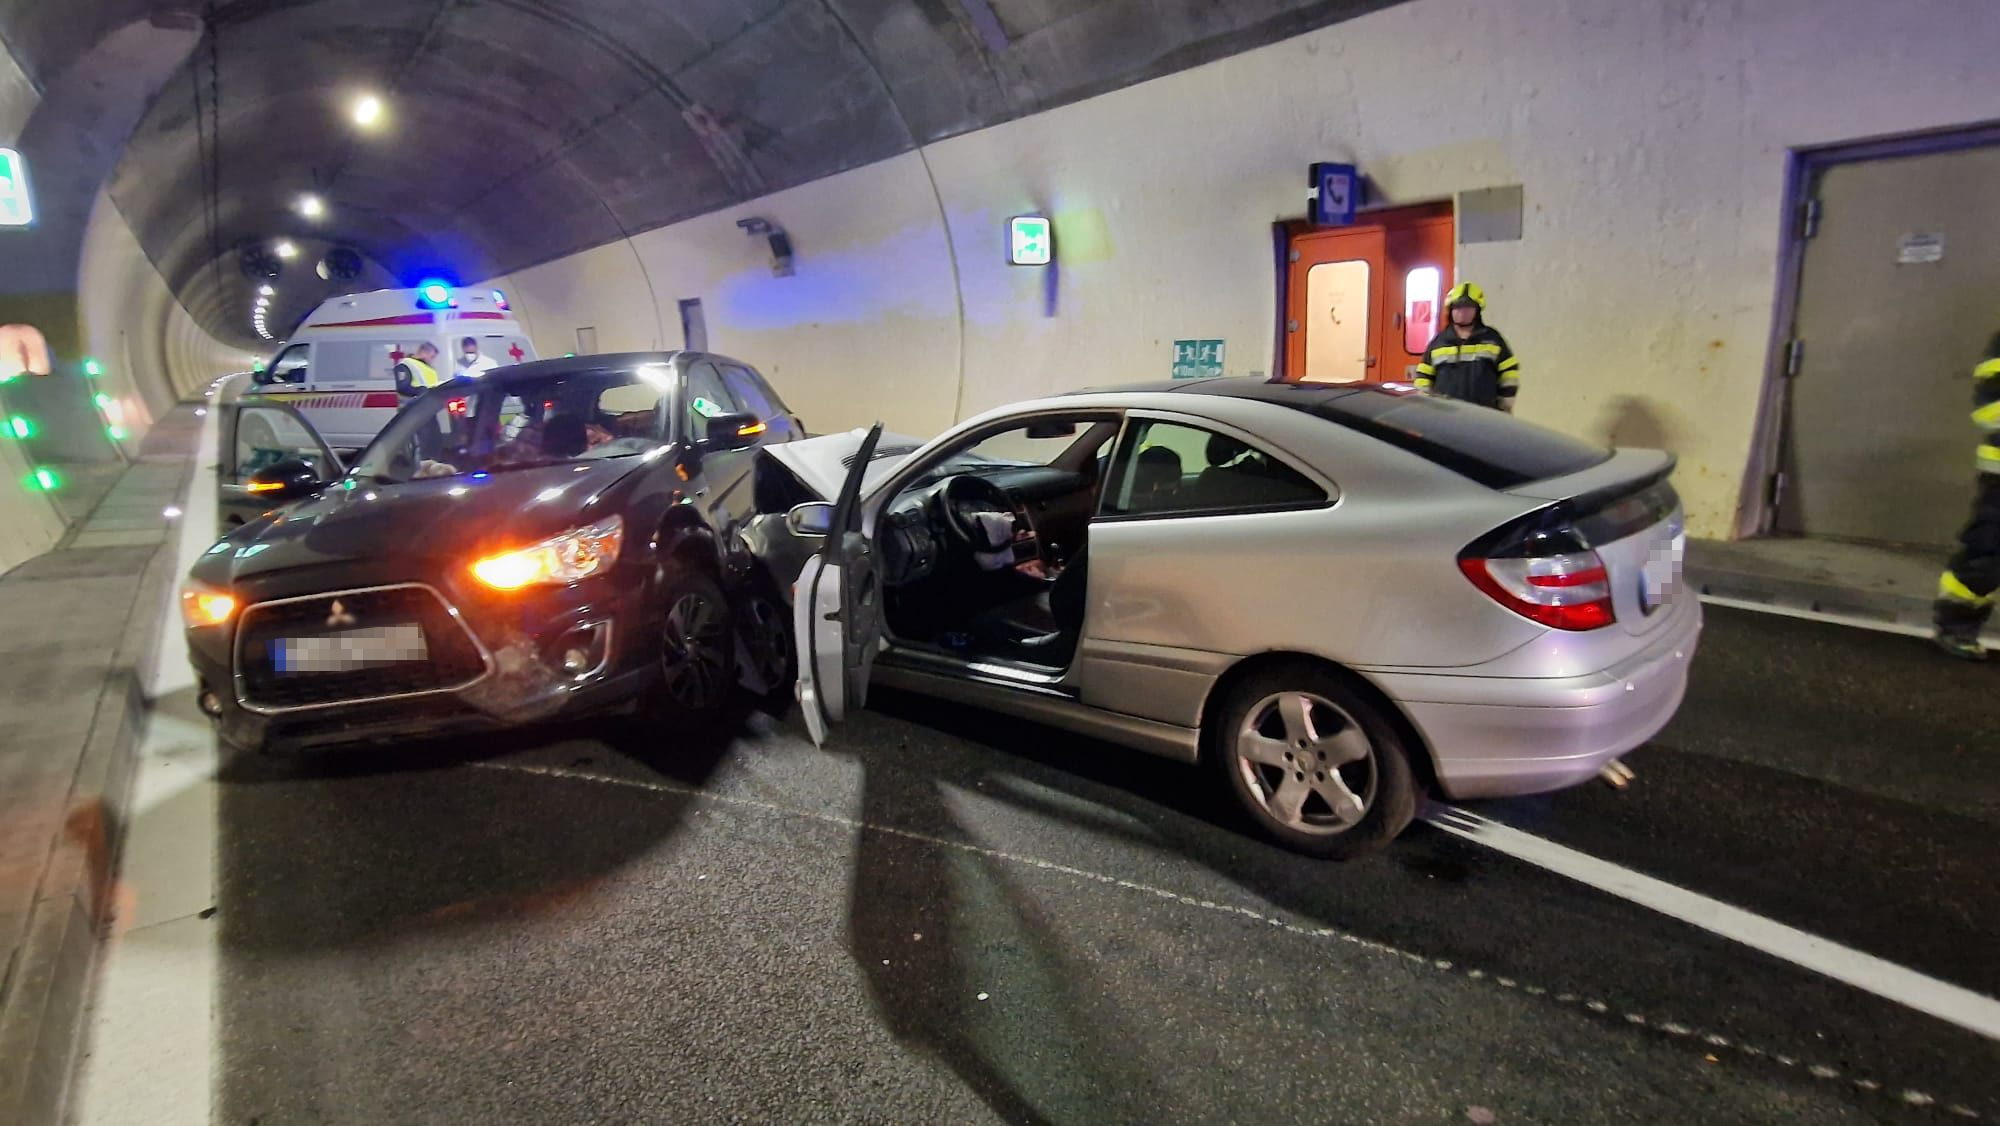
[82,357,103,377]
[7,416,32,439]
[258,284,275,297]
[274,240,298,260]
[27,467,58,492]
[352,94,385,129]
[106,425,128,441]
[296,194,326,220]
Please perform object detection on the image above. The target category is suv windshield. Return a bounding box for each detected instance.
[352,361,674,484]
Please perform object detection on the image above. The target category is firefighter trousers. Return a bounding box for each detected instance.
[1936,474,2000,637]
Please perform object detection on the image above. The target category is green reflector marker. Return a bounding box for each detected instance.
[83,358,103,377]
[7,416,30,439]
[30,467,58,491]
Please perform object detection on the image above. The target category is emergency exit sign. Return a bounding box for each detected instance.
[0,148,32,227]
[1008,215,1051,266]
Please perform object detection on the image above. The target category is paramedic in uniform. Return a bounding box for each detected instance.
[456,336,501,379]
[1413,282,1521,411]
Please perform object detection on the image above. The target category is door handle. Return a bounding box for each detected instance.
[1366,356,1378,367]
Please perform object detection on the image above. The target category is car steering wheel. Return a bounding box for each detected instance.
[939,475,1016,546]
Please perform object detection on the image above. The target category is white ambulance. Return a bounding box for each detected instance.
[249,285,537,451]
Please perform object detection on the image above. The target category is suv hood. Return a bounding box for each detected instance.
[200,459,646,584]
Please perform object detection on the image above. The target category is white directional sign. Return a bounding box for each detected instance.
[0,148,32,227]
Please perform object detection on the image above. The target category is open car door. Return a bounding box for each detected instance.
[793,424,885,746]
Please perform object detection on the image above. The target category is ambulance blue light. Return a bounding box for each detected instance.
[417,281,453,309]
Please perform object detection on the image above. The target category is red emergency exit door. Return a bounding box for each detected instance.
[1282,203,1454,384]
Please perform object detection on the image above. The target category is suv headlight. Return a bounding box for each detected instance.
[180,581,238,629]
[471,516,624,591]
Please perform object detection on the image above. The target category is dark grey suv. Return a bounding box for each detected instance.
[185,351,805,754]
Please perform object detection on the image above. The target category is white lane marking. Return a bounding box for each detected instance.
[1427,805,2000,1042]
[1698,593,1936,640]
[477,759,1978,1118]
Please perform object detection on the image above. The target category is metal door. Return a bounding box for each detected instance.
[1777,144,2000,547]
[1286,227,1385,383]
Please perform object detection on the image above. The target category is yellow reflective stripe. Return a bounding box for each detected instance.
[1414,377,1433,388]
[1460,343,1503,357]
[1973,401,2000,430]
[1429,346,1460,361]
[1414,363,1435,376]
[1975,358,2000,379]
[1980,444,2000,473]
[1498,356,1521,373]
[1500,372,1521,388]
[1941,571,1993,606]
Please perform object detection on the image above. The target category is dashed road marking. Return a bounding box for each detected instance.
[1426,806,2000,1042]
[476,758,1982,1120]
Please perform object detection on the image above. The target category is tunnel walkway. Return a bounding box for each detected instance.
[0,406,200,1126]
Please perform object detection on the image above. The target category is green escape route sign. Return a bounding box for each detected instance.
[0,148,33,228]
[1172,339,1225,380]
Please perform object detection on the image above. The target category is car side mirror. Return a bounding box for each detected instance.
[786,501,835,539]
[702,411,766,450]
[246,457,324,500]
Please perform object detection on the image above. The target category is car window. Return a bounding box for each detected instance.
[234,406,332,479]
[265,344,309,386]
[311,339,377,385]
[1310,388,1608,487]
[719,363,782,422]
[1105,420,1327,517]
[684,361,741,439]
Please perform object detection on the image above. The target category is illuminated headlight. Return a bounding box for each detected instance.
[180,582,238,629]
[471,516,624,591]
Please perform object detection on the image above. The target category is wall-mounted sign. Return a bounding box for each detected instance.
[0,148,34,228]
[1309,162,1357,227]
[1009,215,1052,266]
[1897,232,1944,265]
[1172,339,1225,380]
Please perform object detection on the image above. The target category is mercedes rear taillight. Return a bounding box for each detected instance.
[1459,522,1615,631]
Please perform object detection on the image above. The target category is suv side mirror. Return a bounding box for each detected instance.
[702,412,766,450]
[246,457,324,501]
[786,501,835,538]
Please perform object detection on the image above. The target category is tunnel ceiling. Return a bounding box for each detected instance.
[5,0,1405,348]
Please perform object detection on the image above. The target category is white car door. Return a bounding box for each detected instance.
[793,423,887,745]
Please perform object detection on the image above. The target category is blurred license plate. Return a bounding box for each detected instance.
[271,624,427,674]
[1640,530,1685,612]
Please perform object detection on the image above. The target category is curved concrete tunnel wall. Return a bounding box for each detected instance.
[488,0,2000,540]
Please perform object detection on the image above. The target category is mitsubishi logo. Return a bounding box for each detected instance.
[325,599,357,629]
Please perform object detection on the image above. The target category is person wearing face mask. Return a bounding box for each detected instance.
[1413,282,1520,412]
[455,336,501,379]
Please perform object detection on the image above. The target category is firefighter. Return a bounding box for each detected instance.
[393,342,443,398]
[1414,282,1521,411]
[1933,329,2000,660]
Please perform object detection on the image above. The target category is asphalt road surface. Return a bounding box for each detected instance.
[152,604,2000,1123]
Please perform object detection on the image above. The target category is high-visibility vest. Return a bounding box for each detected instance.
[402,357,441,390]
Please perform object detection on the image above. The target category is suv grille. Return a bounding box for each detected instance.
[234,585,489,712]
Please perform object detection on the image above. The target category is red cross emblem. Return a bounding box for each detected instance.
[508,343,525,362]
[390,349,405,361]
